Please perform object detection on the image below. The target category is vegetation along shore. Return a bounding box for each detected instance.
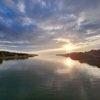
[56,49,100,60]
[0,51,38,59]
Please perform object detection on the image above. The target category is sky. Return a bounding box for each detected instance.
[0,0,100,54]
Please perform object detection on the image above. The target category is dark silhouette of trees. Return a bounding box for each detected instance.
[57,49,100,60]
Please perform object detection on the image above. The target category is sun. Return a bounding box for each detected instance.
[66,45,72,51]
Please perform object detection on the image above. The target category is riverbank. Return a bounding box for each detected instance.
[0,56,29,59]
[56,49,100,60]
[0,51,38,59]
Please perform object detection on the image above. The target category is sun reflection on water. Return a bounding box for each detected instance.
[56,58,75,74]
[64,58,74,68]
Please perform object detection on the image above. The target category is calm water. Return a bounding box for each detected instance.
[0,56,100,100]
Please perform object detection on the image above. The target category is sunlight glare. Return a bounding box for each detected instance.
[66,45,72,51]
[64,58,74,68]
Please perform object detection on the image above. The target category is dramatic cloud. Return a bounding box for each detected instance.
[0,0,100,53]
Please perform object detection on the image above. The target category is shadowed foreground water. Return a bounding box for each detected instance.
[0,56,100,100]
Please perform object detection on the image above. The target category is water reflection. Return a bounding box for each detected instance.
[0,59,3,64]
[0,57,28,65]
[1,56,100,69]
[0,56,100,100]
[56,58,76,74]
[63,57,100,69]
[78,59,100,68]
[64,58,74,68]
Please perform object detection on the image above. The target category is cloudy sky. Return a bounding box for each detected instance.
[0,0,100,54]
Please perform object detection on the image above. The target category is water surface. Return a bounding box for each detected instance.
[0,56,100,100]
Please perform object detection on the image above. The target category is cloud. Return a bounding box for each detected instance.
[18,1,25,13]
[0,0,100,52]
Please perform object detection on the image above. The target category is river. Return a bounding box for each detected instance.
[0,55,100,100]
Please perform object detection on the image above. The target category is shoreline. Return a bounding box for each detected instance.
[0,56,29,59]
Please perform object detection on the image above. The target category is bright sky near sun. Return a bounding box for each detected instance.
[0,0,100,54]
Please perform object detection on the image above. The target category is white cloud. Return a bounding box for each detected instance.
[54,38,70,43]
[77,18,84,27]
[38,0,47,8]
[86,35,100,41]
[18,1,25,13]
